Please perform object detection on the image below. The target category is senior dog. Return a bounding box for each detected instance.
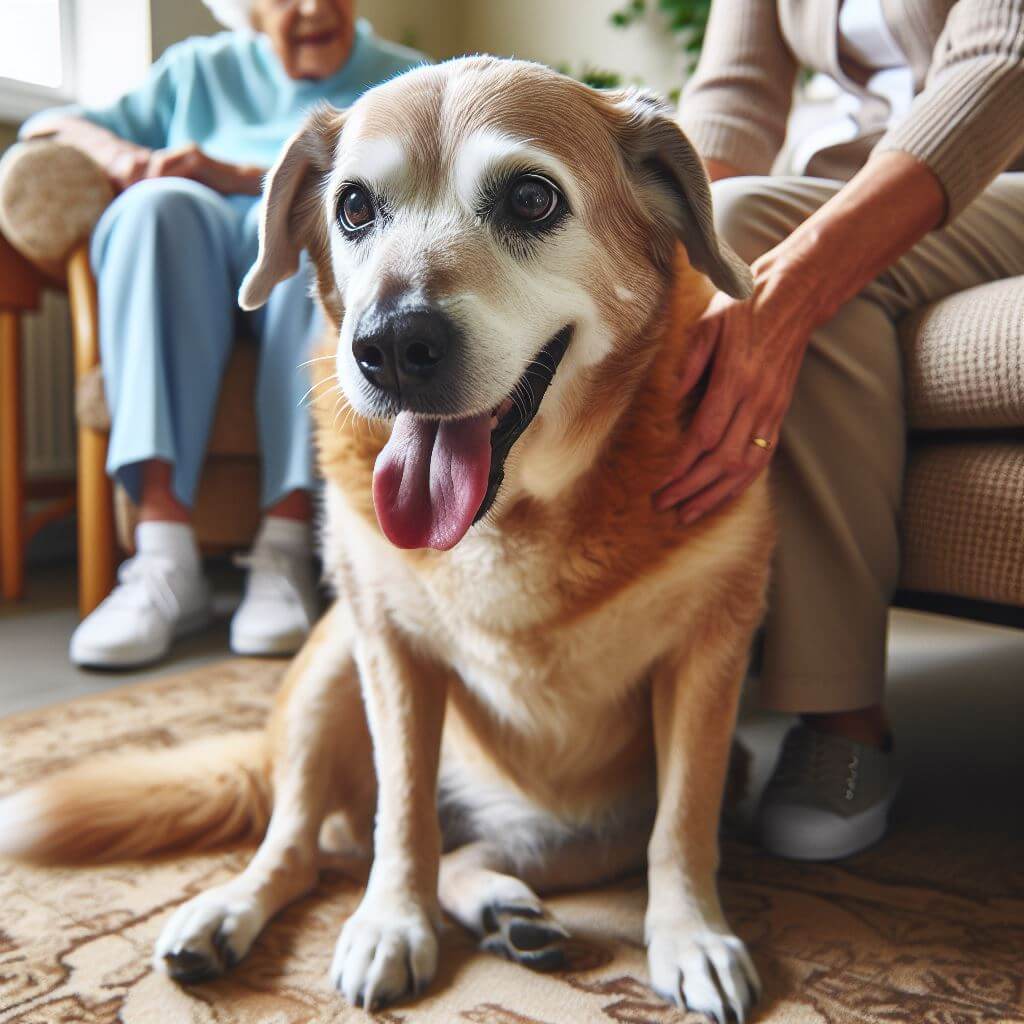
[1,57,770,1022]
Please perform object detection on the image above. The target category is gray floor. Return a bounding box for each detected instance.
[0,561,248,715]
[2,564,1022,836]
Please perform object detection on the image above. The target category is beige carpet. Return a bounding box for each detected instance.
[0,660,1021,1024]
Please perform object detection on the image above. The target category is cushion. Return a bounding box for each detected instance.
[0,139,113,274]
[900,440,1024,606]
[900,277,1024,431]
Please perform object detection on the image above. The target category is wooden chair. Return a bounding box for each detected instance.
[0,230,263,617]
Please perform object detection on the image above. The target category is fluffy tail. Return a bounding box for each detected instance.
[0,731,271,863]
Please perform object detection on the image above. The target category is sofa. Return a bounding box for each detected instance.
[1,138,1021,624]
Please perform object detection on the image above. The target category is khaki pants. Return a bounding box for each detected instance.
[711,173,1024,712]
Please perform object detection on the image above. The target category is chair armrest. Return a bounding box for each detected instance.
[0,139,114,280]
[0,231,44,313]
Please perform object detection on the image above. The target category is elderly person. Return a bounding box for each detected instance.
[654,0,1024,859]
[22,0,425,668]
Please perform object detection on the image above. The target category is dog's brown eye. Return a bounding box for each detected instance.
[339,185,375,233]
[508,175,559,223]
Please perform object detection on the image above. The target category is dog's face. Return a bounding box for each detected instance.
[241,57,749,551]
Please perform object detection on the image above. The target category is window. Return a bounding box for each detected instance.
[0,0,77,120]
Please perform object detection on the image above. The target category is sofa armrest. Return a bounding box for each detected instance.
[0,139,114,280]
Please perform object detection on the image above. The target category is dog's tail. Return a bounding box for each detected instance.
[0,731,271,863]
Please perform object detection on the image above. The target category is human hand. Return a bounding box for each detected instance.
[145,143,252,194]
[653,257,818,523]
[105,142,153,191]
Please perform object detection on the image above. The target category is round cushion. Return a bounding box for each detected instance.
[0,139,114,272]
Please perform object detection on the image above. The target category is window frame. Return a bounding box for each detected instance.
[0,0,78,121]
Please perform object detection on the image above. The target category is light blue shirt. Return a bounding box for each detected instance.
[28,19,426,168]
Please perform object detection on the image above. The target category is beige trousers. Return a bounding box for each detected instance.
[711,173,1024,713]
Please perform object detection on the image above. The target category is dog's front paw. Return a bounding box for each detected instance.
[154,884,266,984]
[330,899,438,1010]
[647,926,760,1024]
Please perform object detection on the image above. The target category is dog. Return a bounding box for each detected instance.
[0,57,772,1022]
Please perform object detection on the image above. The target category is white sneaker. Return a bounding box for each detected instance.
[230,525,318,657]
[70,548,212,669]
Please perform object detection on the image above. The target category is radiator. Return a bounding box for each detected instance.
[21,292,76,482]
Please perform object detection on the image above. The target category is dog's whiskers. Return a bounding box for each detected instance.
[298,375,341,410]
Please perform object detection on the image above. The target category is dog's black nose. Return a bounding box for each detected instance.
[352,305,456,397]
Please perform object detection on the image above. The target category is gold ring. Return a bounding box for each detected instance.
[751,436,773,451]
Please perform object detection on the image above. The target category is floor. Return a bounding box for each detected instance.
[2,562,1023,835]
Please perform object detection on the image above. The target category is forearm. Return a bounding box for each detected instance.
[758,151,946,331]
[22,115,145,172]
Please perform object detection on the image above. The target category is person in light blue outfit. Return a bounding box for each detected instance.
[22,0,426,668]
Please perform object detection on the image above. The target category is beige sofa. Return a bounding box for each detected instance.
[1,138,1022,623]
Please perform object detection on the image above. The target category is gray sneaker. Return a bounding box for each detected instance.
[757,724,900,861]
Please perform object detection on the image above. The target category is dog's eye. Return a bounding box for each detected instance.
[338,184,375,233]
[507,175,560,224]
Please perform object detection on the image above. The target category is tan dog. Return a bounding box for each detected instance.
[0,58,772,1022]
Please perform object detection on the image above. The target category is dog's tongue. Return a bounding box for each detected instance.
[373,411,492,550]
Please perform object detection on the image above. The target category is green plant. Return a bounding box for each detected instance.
[610,0,711,69]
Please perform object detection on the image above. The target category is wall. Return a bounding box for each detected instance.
[455,0,686,98]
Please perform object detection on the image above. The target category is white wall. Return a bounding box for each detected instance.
[455,0,686,99]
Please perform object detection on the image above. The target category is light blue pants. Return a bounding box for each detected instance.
[91,177,322,509]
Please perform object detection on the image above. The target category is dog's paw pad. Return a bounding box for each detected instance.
[647,928,760,1024]
[154,887,264,985]
[330,904,438,1010]
[480,901,570,972]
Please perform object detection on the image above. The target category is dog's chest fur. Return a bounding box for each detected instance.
[314,263,773,825]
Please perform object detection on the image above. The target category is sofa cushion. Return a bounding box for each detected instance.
[900,441,1024,607]
[900,277,1024,431]
[0,140,113,276]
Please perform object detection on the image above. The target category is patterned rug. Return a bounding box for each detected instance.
[0,660,1021,1023]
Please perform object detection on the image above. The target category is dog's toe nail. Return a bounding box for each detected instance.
[507,920,565,951]
[519,946,567,972]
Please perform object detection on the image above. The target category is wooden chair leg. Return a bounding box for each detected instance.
[67,246,116,618]
[77,425,115,617]
[0,310,25,600]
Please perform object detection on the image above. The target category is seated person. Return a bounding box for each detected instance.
[21,0,425,668]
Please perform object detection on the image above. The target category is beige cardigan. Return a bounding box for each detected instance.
[678,0,1024,222]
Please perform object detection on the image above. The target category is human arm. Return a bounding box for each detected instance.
[653,150,945,522]
[676,0,799,177]
[22,116,265,195]
[19,41,266,196]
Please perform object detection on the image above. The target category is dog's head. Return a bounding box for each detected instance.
[241,56,750,551]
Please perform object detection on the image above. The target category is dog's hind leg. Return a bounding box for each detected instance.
[155,602,373,983]
[439,831,645,971]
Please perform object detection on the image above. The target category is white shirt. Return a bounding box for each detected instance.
[790,0,915,175]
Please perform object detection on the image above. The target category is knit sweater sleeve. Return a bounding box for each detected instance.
[874,0,1024,223]
[676,0,799,174]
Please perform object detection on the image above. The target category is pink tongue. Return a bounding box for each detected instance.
[372,412,493,550]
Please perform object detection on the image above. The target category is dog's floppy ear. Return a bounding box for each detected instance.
[239,104,345,311]
[604,88,752,299]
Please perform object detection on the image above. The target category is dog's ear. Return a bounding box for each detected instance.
[603,88,752,299]
[239,105,345,311]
